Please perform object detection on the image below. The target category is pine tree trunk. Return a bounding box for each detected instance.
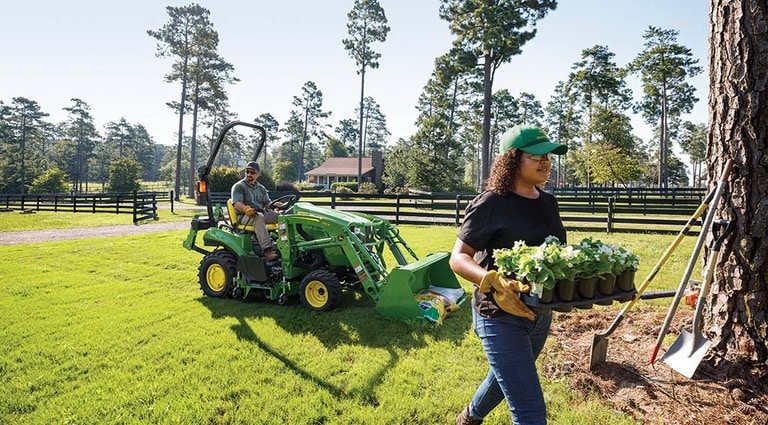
[707,0,768,362]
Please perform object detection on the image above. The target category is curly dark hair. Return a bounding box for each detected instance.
[486,148,524,196]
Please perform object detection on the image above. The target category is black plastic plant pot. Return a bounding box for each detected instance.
[556,279,576,302]
[539,287,554,303]
[616,270,636,291]
[576,277,597,299]
[597,274,616,295]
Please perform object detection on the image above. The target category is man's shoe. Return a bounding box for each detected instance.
[456,406,482,425]
[263,247,279,261]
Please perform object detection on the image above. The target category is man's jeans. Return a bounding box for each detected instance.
[468,308,552,424]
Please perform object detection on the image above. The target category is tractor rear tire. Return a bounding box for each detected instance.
[300,270,342,312]
[198,250,237,298]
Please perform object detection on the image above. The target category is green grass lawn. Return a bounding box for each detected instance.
[0,218,699,424]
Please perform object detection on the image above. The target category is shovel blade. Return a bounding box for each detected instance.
[661,330,712,378]
[589,335,609,370]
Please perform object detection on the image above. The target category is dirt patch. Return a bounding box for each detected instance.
[0,221,188,245]
[546,306,768,424]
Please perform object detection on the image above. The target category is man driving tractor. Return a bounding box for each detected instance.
[231,161,281,261]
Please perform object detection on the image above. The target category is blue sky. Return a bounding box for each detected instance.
[1,1,709,149]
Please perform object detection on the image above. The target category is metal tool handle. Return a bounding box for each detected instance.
[690,220,733,349]
[649,159,734,363]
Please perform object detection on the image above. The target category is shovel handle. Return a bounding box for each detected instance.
[649,159,734,364]
[691,220,734,342]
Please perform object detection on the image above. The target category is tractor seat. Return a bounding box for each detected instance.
[226,199,278,233]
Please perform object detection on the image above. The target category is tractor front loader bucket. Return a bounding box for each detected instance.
[375,252,468,322]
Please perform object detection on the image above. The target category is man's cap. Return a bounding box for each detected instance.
[499,125,568,155]
[244,161,260,171]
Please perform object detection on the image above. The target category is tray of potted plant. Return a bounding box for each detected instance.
[493,236,639,312]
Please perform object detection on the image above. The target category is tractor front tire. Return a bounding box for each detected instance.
[300,270,342,312]
[198,250,237,298]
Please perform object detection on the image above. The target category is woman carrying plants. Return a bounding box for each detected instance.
[449,125,568,425]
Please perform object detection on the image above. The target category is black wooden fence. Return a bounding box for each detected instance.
[207,187,708,234]
[0,191,159,224]
[0,187,707,233]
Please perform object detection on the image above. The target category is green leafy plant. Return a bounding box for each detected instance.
[575,237,619,279]
[610,244,640,274]
[492,236,641,296]
[494,236,576,295]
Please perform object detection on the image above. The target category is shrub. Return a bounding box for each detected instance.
[207,166,276,192]
[258,171,276,191]
[28,168,70,193]
[105,158,141,193]
[276,181,299,192]
[358,182,379,194]
[208,166,240,192]
[296,182,325,191]
[331,182,358,192]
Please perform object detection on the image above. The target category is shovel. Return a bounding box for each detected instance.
[649,159,734,364]
[588,186,718,370]
[662,220,733,378]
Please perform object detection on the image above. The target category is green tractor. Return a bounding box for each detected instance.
[183,121,466,322]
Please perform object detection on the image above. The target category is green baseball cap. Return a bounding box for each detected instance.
[499,125,568,155]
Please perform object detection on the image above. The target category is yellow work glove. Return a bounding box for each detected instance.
[479,270,536,320]
[243,206,257,218]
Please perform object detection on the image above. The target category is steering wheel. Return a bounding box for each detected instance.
[269,194,298,213]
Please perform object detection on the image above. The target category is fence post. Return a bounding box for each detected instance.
[170,190,174,214]
[395,194,400,225]
[455,195,461,226]
[607,196,614,233]
[132,190,138,224]
[330,192,336,209]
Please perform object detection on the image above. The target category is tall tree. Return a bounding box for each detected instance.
[545,81,582,187]
[565,45,634,186]
[678,121,707,187]
[516,92,545,127]
[6,97,49,194]
[276,111,305,181]
[439,0,557,183]
[707,0,768,363]
[148,3,215,200]
[252,113,280,171]
[629,26,702,188]
[334,118,359,154]
[343,0,390,187]
[291,81,330,182]
[102,119,156,180]
[62,99,99,192]
[354,96,390,154]
[185,49,237,198]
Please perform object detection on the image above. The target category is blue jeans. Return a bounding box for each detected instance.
[468,308,552,425]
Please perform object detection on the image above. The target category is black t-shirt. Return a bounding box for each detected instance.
[457,189,567,316]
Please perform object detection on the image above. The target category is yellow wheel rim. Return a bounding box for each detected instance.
[304,280,328,309]
[206,263,227,292]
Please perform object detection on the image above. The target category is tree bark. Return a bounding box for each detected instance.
[480,52,493,185]
[707,0,768,362]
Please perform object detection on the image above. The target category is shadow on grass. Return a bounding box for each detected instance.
[197,289,472,350]
[197,290,473,404]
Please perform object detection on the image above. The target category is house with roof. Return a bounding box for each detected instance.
[304,150,383,191]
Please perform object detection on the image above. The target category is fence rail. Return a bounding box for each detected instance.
[0,191,159,224]
[1,186,707,233]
